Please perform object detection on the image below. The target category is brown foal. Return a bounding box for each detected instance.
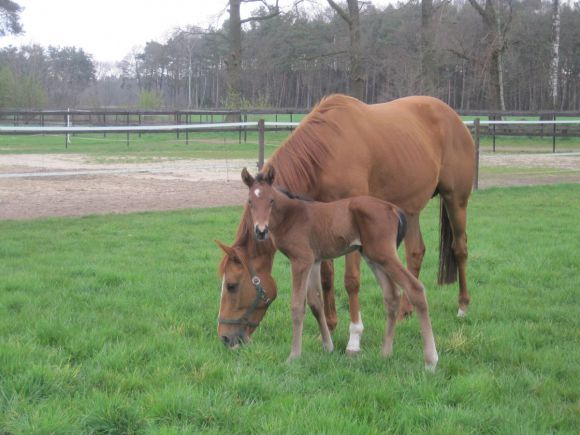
[242,167,438,370]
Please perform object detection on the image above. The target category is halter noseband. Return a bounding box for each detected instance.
[218,273,272,330]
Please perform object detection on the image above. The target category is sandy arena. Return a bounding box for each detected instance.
[1,153,579,220]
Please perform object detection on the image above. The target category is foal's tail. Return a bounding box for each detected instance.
[438,199,458,284]
[396,209,407,248]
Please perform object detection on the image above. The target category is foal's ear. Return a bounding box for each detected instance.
[263,165,275,185]
[241,167,254,187]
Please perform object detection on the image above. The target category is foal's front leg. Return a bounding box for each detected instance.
[307,262,334,353]
[288,259,314,361]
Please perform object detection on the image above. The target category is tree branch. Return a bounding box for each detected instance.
[240,0,280,24]
[467,0,486,18]
[327,0,352,26]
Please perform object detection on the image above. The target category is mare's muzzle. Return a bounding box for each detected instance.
[255,225,269,241]
[221,334,246,348]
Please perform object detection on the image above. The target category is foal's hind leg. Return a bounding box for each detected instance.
[399,213,425,320]
[383,258,438,371]
[307,262,334,353]
[366,262,400,357]
[320,260,338,331]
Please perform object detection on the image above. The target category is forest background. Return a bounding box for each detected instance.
[0,0,578,112]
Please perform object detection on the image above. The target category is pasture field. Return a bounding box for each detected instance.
[1,184,579,433]
[1,129,580,160]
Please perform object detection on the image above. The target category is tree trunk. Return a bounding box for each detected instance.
[226,0,243,110]
[327,0,366,101]
[468,0,507,111]
[550,0,560,110]
[421,0,436,95]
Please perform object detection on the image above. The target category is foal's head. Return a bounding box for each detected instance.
[242,166,276,241]
[216,240,276,348]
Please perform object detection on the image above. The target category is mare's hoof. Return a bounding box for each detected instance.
[457,307,467,318]
[345,349,360,357]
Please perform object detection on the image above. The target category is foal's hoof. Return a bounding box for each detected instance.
[286,354,300,363]
[425,362,437,373]
[397,309,413,321]
[457,307,467,318]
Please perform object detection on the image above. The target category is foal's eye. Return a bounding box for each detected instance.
[247,200,253,208]
[269,198,274,205]
[226,283,238,293]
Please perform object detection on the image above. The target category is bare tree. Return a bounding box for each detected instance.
[467,0,511,111]
[550,0,560,110]
[327,0,365,101]
[226,0,279,109]
[421,0,435,94]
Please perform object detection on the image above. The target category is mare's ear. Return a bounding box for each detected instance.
[215,240,236,259]
[263,165,275,185]
[241,167,254,187]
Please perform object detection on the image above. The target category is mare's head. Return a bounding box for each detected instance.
[242,166,276,241]
[216,240,277,348]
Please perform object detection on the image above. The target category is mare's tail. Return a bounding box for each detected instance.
[396,209,407,248]
[438,199,458,284]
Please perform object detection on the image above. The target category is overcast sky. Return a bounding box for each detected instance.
[1,0,395,64]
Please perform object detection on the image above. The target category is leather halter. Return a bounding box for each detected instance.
[218,272,272,330]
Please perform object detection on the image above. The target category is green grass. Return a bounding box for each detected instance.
[1,184,579,433]
[0,131,290,159]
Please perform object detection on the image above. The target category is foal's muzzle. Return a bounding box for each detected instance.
[255,226,269,241]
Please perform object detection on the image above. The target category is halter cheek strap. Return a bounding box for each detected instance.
[218,275,272,330]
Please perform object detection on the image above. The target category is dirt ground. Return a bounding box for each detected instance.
[1,153,579,220]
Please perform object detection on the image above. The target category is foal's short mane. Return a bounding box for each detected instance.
[276,187,313,202]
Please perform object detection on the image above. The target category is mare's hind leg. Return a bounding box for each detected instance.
[345,252,364,356]
[366,262,400,357]
[441,192,470,317]
[307,262,334,353]
[399,213,426,320]
[320,260,338,331]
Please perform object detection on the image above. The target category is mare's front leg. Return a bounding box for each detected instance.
[288,259,315,361]
[307,262,334,353]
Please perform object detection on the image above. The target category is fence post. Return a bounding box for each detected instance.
[473,118,480,190]
[258,119,265,170]
[492,114,496,152]
[552,114,556,153]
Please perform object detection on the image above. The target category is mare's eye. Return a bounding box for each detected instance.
[226,282,238,293]
[232,257,242,265]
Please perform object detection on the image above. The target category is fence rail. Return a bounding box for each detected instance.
[1,118,580,188]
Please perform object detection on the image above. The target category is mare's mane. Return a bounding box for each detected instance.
[220,94,360,275]
[268,94,359,193]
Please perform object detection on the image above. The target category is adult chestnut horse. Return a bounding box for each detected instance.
[217,94,474,352]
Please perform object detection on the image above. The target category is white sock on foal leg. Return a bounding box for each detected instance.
[346,313,364,354]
